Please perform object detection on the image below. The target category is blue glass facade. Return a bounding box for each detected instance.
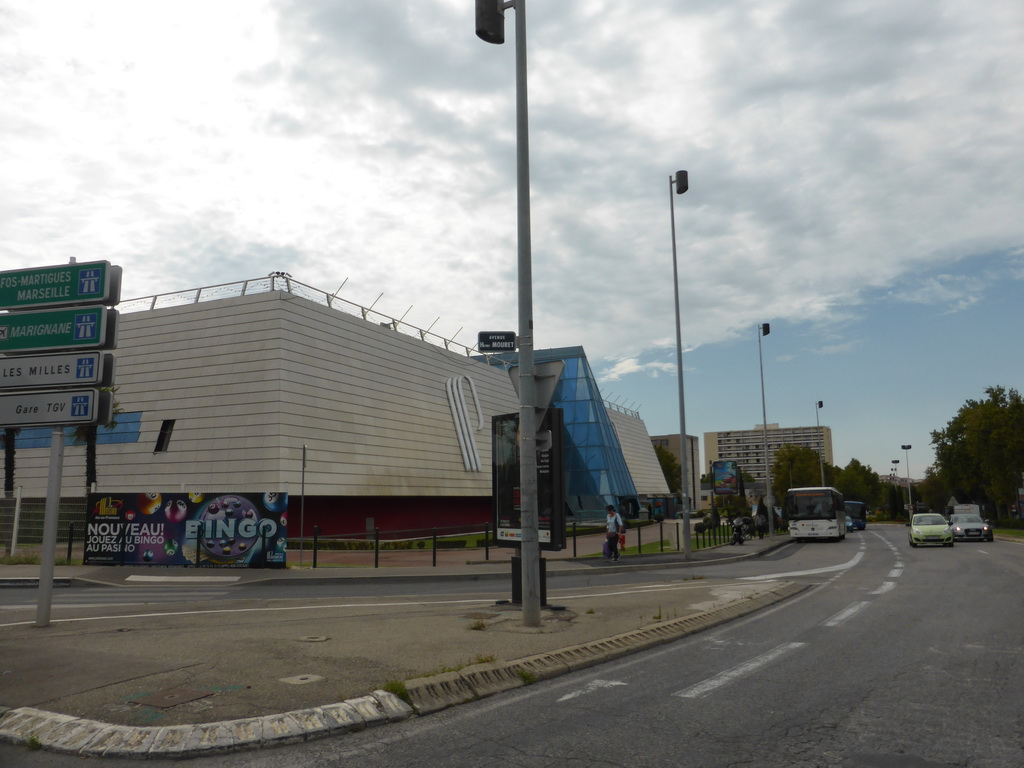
[487,347,638,515]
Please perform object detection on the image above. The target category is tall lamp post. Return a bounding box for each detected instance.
[477,0,542,627]
[757,323,774,535]
[891,459,900,518]
[901,444,913,518]
[815,400,825,485]
[668,170,691,558]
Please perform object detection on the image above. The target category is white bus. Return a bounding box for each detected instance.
[783,487,846,541]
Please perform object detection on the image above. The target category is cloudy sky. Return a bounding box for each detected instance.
[2,0,1022,481]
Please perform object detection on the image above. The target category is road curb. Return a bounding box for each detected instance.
[403,581,806,715]
[0,582,805,758]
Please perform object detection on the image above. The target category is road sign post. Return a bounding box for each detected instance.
[1,260,122,627]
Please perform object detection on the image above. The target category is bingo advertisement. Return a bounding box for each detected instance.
[84,492,289,568]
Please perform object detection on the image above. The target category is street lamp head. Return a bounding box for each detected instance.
[817,400,823,409]
[760,323,770,336]
[892,459,899,465]
[901,444,911,450]
[475,0,506,44]
[674,170,688,195]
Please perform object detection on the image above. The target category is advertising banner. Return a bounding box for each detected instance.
[712,460,739,495]
[492,409,566,550]
[84,491,288,567]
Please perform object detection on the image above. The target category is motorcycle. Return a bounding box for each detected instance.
[731,516,746,545]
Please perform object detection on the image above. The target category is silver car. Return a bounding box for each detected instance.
[948,513,994,542]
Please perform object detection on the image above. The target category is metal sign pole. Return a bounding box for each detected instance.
[35,426,65,627]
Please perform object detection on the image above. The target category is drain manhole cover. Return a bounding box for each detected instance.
[279,674,323,685]
[134,687,212,708]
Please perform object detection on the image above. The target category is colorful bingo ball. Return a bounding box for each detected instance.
[137,492,161,515]
[197,495,261,563]
[188,492,204,503]
[263,492,287,512]
[142,550,154,562]
[164,540,179,556]
[164,499,189,523]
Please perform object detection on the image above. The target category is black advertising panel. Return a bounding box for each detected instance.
[492,408,565,551]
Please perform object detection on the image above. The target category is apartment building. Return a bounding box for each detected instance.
[704,423,833,490]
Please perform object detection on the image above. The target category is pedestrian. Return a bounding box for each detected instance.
[755,498,768,540]
[605,505,625,561]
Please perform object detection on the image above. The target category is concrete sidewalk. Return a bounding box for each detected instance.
[0,534,796,759]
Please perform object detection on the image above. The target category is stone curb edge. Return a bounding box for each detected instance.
[0,581,805,759]
[402,581,806,714]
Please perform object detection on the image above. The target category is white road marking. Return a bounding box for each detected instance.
[125,575,241,583]
[557,679,627,702]
[673,642,806,699]
[824,600,870,627]
[888,568,903,578]
[739,550,864,581]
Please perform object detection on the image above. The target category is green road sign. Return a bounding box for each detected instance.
[0,306,117,354]
[0,261,121,310]
[0,388,112,428]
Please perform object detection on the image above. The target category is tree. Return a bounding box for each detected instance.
[916,467,949,514]
[654,444,680,495]
[69,387,120,493]
[932,386,1024,515]
[3,428,17,497]
[833,458,883,508]
[771,444,828,500]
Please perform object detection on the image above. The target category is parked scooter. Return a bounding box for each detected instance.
[731,516,745,545]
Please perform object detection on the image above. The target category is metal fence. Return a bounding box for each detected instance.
[1,494,88,559]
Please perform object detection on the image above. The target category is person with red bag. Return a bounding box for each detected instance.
[604,505,625,561]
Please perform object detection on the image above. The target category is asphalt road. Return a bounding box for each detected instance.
[3,528,1022,767]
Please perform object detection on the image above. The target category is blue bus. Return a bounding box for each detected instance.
[844,501,868,531]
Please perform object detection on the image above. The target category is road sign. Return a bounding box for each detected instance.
[477,330,517,352]
[0,261,121,310]
[0,352,115,389]
[0,388,113,428]
[0,305,117,354]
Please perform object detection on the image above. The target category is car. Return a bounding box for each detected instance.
[948,513,994,542]
[908,513,954,547]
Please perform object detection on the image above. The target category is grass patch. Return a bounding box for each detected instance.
[380,680,411,705]
[27,734,42,750]
[0,554,41,565]
[516,669,537,685]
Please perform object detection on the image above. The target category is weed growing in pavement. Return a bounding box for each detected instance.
[468,620,487,631]
[27,734,42,750]
[381,680,411,705]
[516,669,537,685]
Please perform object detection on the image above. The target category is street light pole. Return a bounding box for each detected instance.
[901,444,913,518]
[477,0,541,627]
[757,323,774,535]
[669,170,691,559]
[815,401,825,485]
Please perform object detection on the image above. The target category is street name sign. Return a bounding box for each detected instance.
[0,388,113,428]
[477,330,517,352]
[0,261,122,310]
[0,352,115,389]
[0,305,117,354]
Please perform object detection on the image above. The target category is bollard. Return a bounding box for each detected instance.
[484,522,490,561]
[432,528,437,567]
[66,522,75,564]
[659,520,664,553]
[374,528,380,569]
[312,525,320,568]
[572,519,577,558]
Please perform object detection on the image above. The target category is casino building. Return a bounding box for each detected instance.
[3,276,668,537]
